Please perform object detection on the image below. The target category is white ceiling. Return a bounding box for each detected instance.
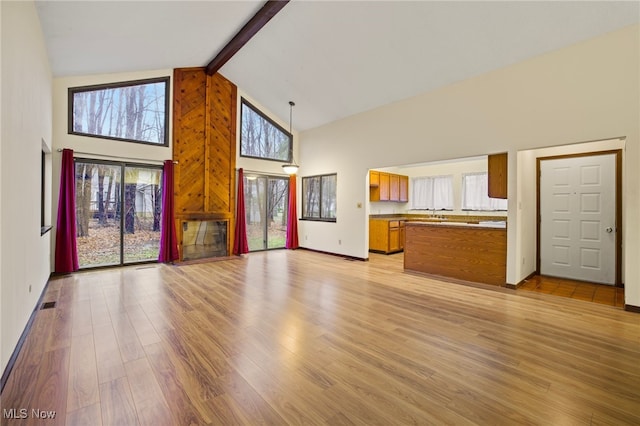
[35,1,639,132]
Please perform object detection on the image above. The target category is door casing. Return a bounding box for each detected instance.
[536,150,622,286]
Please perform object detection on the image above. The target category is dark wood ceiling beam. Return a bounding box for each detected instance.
[205,0,290,76]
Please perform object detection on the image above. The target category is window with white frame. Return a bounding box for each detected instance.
[411,175,453,210]
[461,172,508,211]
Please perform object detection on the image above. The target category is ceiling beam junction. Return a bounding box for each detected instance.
[205,0,290,76]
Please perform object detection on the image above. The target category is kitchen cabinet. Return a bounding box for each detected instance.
[370,170,380,187]
[399,175,408,202]
[369,170,409,203]
[389,174,400,201]
[369,218,404,254]
[379,172,390,201]
[488,153,508,199]
[404,221,507,286]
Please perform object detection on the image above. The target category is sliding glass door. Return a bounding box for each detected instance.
[75,159,162,268]
[244,174,289,251]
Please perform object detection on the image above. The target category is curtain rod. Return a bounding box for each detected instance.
[57,148,177,165]
[237,168,290,177]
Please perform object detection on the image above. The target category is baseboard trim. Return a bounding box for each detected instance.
[299,247,368,262]
[624,304,640,313]
[505,271,538,290]
[0,276,52,394]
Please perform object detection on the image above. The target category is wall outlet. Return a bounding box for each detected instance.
[522,257,525,265]
[29,284,31,293]
[305,235,308,240]
[357,202,362,208]
[338,239,342,245]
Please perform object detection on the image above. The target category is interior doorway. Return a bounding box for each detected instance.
[537,151,621,285]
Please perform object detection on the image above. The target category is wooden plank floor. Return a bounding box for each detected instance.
[2,250,639,425]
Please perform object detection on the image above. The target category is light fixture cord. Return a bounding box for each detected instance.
[289,101,295,134]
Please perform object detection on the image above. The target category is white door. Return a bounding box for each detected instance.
[540,154,616,284]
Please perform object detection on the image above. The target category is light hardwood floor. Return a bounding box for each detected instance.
[2,250,639,425]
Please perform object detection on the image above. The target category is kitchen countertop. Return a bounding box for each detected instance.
[370,214,507,226]
[406,220,507,229]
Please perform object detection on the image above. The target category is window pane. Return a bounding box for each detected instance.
[70,77,169,145]
[123,166,163,263]
[240,99,292,161]
[245,176,267,250]
[321,174,337,219]
[303,176,320,218]
[244,175,289,251]
[302,173,337,221]
[267,178,289,248]
[75,162,122,268]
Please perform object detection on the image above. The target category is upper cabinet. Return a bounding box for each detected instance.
[488,153,508,199]
[370,170,408,202]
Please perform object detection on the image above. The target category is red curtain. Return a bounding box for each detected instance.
[54,149,79,273]
[233,168,249,255]
[286,173,299,249]
[158,160,179,262]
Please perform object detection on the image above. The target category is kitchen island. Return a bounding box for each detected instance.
[404,221,507,286]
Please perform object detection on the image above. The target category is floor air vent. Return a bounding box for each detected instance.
[40,301,56,310]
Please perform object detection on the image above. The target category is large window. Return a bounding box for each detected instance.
[461,172,508,211]
[411,175,454,210]
[69,77,169,146]
[302,174,337,221]
[240,98,292,162]
[244,174,289,251]
[75,159,163,268]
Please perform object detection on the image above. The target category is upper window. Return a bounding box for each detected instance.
[240,98,292,162]
[411,175,454,210]
[461,172,508,211]
[302,174,337,222]
[69,77,169,146]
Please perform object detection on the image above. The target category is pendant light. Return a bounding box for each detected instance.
[282,101,299,175]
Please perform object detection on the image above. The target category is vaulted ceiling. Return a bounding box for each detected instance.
[35,1,639,132]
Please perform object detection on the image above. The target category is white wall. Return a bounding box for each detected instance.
[0,1,53,373]
[299,25,639,306]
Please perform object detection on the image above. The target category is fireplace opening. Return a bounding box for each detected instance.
[182,220,228,260]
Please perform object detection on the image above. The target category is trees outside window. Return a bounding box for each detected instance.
[243,174,289,251]
[302,174,336,221]
[69,77,169,146]
[240,98,292,162]
[75,159,163,268]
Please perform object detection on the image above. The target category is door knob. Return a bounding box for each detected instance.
[605,227,613,233]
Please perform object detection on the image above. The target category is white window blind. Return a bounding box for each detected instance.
[461,172,508,211]
[411,175,453,210]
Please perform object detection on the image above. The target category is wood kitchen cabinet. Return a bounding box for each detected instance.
[389,174,400,201]
[369,170,409,203]
[369,218,405,254]
[399,175,408,202]
[379,172,390,201]
[370,170,380,187]
[488,153,508,199]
